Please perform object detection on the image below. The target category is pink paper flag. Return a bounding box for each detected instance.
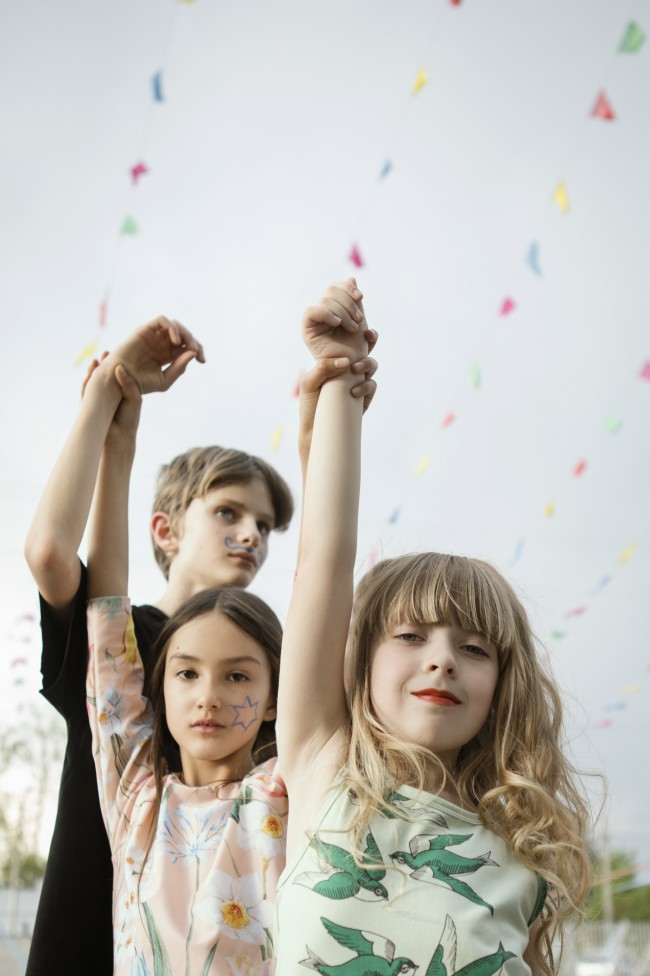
[349,244,364,268]
[573,460,587,477]
[591,92,616,121]
[565,606,587,619]
[594,719,612,730]
[293,371,304,398]
[639,360,650,381]
[500,298,516,316]
[99,297,108,328]
[130,161,149,185]
[441,412,455,428]
[450,0,462,5]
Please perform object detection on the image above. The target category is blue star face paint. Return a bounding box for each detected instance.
[230,695,261,732]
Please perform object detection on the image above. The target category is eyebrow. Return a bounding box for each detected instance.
[168,652,263,666]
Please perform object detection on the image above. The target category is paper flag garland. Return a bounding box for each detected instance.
[130,162,149,185]
[565,606,586,618]
[120,217,139,235]
[543,502,555,517]
[349,244,364,268]
[500,298,516,316]
[450,0,462,5]
[623,684,641,696]
[99,297,108,328]
[573,460,587,477]
[639,361,650,381]
[414,455,430,477]
[388,508,401,525]
[617,542,638,565]
[553,182,570,214]
[152,71,164,102]
[468,362,481,389]
[591,92,616,121]
[511,539,524,566]
[412,69,428,95]
[594,719,613,730]
[606,414,622,434]
[591,576,611,595]
[271,425,282,451]
[441,412,455,428]
[73,341,98,367]
[380,160,393,179]
[526,242,542,275]
[619,22,645,53]
[551,630,566,640]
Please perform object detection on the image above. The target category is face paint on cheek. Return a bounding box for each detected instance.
[224,537,255,555]
[229,695,261,732]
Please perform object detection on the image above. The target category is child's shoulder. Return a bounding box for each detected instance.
[240,757,288,804]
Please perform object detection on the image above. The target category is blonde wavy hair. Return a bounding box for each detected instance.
[342,552,592,976]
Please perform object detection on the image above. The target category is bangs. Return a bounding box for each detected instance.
[359,553,520,659]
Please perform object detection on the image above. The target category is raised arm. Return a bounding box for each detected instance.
[278,280,369,788]
[25,315,204,619]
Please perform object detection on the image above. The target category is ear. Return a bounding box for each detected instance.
[151,511,180,558]
[262,699,277,723]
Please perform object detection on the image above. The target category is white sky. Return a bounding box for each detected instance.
[1,0,649,878]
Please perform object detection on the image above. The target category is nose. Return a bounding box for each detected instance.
[197,683,222,711]
[237,516,260,548]
[424,633,456,674]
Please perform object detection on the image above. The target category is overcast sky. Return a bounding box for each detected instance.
[1,0,649,879]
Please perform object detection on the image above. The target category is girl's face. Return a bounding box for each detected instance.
[163,610,276,787]
[369,621,499,771]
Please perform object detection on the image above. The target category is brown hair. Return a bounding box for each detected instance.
[151,446,294,577]
[343,552,592,976]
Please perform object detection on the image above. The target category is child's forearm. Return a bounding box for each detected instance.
[24,364,122,614]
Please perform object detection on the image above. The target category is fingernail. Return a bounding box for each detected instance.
[332,315,342,323]
[353,289,362,299]
[334,357,349,367]
[355,310,364,322]
[351,361,363,372]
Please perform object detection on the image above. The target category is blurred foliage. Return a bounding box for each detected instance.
[587,849,650,921]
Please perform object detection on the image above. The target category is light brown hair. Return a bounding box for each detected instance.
[151,446,294,578]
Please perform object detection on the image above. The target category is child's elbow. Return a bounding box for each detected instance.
[24,532,78,603]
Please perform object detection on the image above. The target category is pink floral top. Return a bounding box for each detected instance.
[87,596,287,976]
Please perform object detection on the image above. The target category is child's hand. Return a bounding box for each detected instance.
[107,315,205,394]
[302,278,369,363]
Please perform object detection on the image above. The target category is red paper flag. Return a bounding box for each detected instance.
[130,161,150,184]
[348,244,364,268]
[573,460,587,477]
[591,92,616,121]
[639,360,650,381]
[441,412,455,428]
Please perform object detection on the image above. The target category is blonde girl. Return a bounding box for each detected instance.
[276,281,591,976]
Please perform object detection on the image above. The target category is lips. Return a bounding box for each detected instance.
[192,720,225,732]
[411,689,461,706]
[228,550,257,567]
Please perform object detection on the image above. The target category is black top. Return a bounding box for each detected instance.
[26,563,167,976]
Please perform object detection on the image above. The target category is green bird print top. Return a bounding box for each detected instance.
[275,780,546,976]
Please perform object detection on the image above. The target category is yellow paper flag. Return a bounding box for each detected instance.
[412,69,428,95]
[617,542,638,565]
[73,340,98,367]
[271,425,282,451]
[553,181,569,215]
[622,684,641,697]
[543,502,555,517]
[414,455,430,477]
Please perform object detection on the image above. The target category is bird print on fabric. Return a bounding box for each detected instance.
[390,833,498,914]
[424,915,515,976]
[295,830,389,901]
[300,916,418,975]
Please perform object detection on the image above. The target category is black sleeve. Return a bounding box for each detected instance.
[38,559,89,719]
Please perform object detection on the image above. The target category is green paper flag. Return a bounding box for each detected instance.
[468,362,481,389]
[606,414,622,434]
[120,216,139,235]
[619,22,645,53]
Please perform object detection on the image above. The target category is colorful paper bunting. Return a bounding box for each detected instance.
[619,22,645,53]
[565,606,586,618]
[412,69,428,96]
[441,412,455,428]
[573,460,587,477]
[388,508,400,525]
[550,630,566,640]
[130,161,149,185]
[639,360,650,381]
[293,371,303,398]
[553,181,569,215]
[591,576,611,595]
[10,658,27,668]
[591,92,616,121]
[348,244,364,268]
[543,502,555,517]
[526,242,542,275]
[99,297,108,328]
[511,539,524,566]
[623,684,641,696]
[152,71,164,102]
[414,455,430,477]
[468,362,481,389]
[450,0,462,5]
[617,542,638,565]
[271,425,282,451]
[605,702,626,712]
[120,217,139,236]
[380,160,393,179]
[499,298,516,317]
[73,341,98,367]
[606,414,622,434]
[594,719,613,730]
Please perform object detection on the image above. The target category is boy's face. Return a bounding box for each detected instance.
[167,478,275,591]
